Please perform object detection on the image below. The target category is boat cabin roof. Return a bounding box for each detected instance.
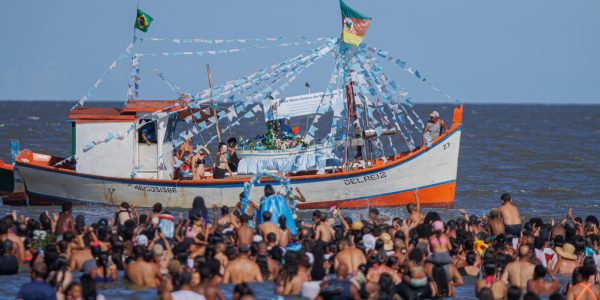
[69,100,182,123]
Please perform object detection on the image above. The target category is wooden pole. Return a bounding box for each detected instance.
[205,64,222,144]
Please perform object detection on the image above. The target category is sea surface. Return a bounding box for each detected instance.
[0,101,599,299]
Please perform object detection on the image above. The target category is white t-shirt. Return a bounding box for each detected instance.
[171,290,206,300]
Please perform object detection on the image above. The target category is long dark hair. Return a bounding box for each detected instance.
[264,184,275,197]
[432,264,449,297]
[278,215,287,231]
[80,274,97,300]
[278,252,299,285]
[256,254,270,279]
[190,196,209,222]
[377,273,396,300]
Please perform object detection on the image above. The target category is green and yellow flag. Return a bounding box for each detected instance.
[135,9,153,32]
[340,0,372,46]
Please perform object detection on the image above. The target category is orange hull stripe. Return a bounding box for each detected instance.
[297,181,456,209]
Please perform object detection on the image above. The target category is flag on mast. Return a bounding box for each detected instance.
[339,0,372,46]
[135,9,153,32]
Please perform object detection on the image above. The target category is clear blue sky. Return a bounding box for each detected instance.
[1,0,599,103]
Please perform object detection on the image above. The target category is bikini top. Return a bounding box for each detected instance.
[195,158,206,166]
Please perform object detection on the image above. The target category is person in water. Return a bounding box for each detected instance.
[190,145,210,180]
[213,142,235,179]
[499,193,522,237]
[421,110,447,147]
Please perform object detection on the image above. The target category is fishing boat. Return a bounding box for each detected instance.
[13,1,464,209]
[14,102,462,209]
[0,159,14,196]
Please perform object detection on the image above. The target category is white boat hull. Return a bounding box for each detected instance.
[16,128,461,209]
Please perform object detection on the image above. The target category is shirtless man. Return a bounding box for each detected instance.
[498,193,522,237]
[406,203,424,228]
[566,265,600,300]
[488,209,505,237]
[223,244,263,284]
[501,245,536,289]
[258,212,279,244]
[0,218,25,263]
[236,214,254,246]
[315,213,335,243]
[126,246,161,287]
[55,203,76,235]
[68,231,95,273]
[334,238,366,274]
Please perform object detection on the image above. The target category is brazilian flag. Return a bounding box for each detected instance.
[135,9,153,32]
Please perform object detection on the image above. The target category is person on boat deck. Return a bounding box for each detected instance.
[421,111,447,147]
[191,145,210,180]
[180,138,194,160]
[213,142,235,179]
[227,137,240,173]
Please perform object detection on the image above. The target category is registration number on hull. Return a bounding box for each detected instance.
[343,171,387,185]
[134,185,177,193]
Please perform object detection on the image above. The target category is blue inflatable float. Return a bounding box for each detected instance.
[258,194,298,236]
[241,173,298,236]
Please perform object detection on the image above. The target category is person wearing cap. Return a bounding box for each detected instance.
[428,220,452,266]
[421,110,446,148]
[551,243,579,276]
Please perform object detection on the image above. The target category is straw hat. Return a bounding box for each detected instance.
[555,243,577,260]
[378,233,394,251]
[351,221,364,231]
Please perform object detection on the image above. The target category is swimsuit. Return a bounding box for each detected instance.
[575,282,598,300]
[195,158,205,167]
[505,224,522,236]
[95,274,114,283]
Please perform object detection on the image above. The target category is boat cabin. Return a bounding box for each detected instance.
[68,100,183,179]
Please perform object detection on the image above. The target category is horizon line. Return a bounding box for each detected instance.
[0,99,598,105]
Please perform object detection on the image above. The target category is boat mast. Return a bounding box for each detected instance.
[205,64,222,144]
[343,77,358,170]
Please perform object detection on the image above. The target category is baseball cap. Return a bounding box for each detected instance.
[430,111,440,118]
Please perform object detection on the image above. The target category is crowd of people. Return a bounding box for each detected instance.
[1,190,600,300]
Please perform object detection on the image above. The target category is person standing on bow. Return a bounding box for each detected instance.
[422,111,447,147]
[213,142,234,179]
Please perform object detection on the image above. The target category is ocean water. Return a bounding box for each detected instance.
[0,101,599,298]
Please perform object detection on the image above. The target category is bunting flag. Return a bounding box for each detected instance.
[135,9,153,32]
[340,0,372,46]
